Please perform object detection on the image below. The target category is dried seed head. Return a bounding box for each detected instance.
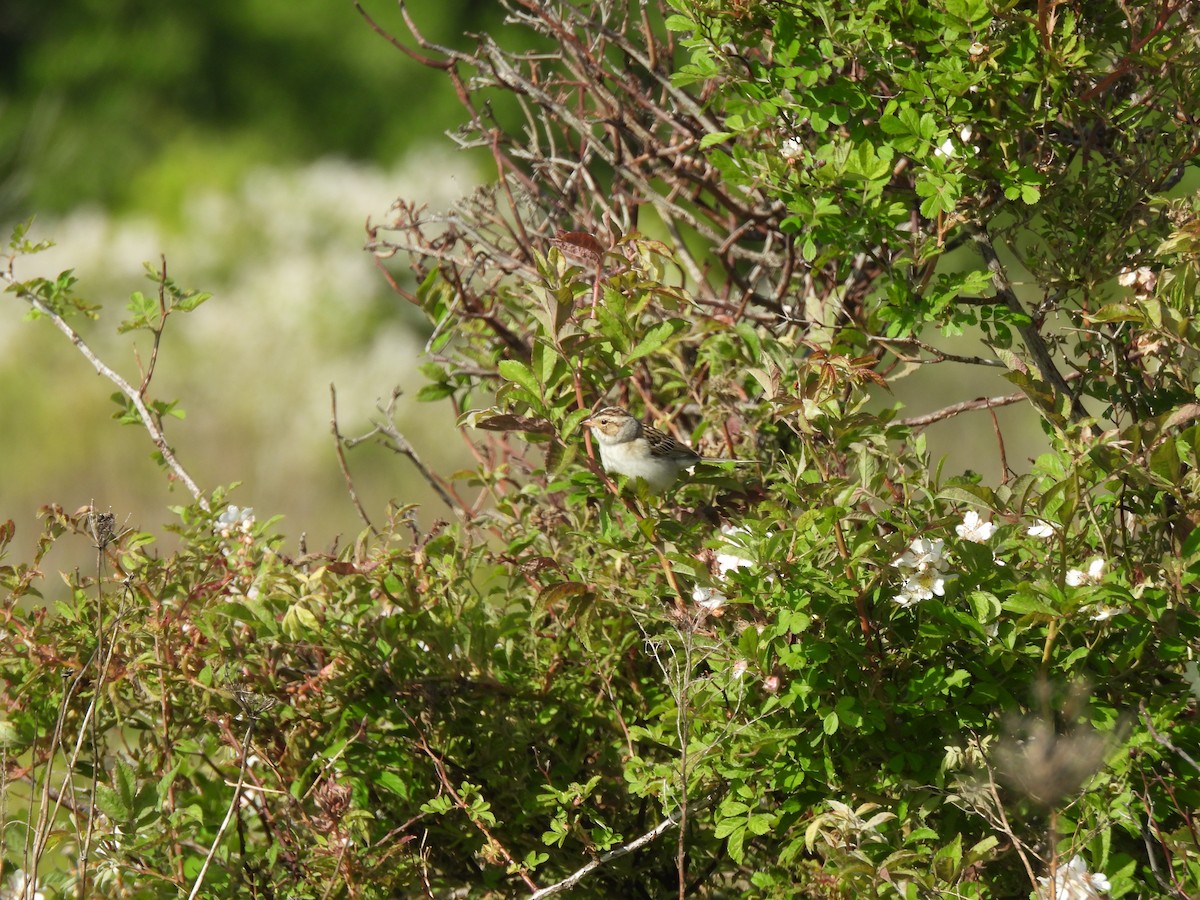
[90,510,117,548]
[231,681,278,719]
[314,777,352,822]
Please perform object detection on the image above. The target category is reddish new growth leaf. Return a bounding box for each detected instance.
[550,230,606,269]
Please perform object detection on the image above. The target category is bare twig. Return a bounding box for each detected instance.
[528,790,721,898]
[899,391,1027,428]
[343,388,466,516]
[870,334,1005,368]
[137,256,170,395]
[29,579,131,897]
[363,0,799,323]
[78,514,119,896]
[899,369,1085,429]
[984,761,1040,890]
[329,384,379,537]
[186,689,275,900]
[7,286,205,504]
[25,675,75,894]
[971,227,1085,422]
[1140,702,1200,773]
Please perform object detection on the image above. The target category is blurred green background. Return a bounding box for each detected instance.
[0,0,1048,567]
[0,0,506,561]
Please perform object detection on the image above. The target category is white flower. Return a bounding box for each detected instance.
[892,536,952,607]
[1089,604,1128,622]
[892,537,946,573]
[692,586,727,610]
[1117,266,1156,296]
[956,511,996,543]
[1066,558,1105,587]
[934,125,978,158]
[1027,520,1058,539]
[715,549,753,576]
[715,525,756,576]
[215,504,255,537]
[781,136,804,161]
[1036,854,1110,899]
[731,659,749,679]
[893,569,947,607]
[693,525,769,610]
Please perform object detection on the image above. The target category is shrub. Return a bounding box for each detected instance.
[3,0,1200,896]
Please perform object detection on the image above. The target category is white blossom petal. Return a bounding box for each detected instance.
[1027,520,1057,539]
[956,511,996,543]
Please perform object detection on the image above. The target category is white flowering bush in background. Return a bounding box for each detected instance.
[0,152,474,555]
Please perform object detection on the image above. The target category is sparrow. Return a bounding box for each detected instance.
[584,406,751,492]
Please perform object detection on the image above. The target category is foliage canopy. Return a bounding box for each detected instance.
[4,0,1200,897]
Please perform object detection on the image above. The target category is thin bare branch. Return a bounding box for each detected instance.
[329,384,380,537]
[343,388,467,516]
[4,280,205,504]
[971,226,1086,421]
[528,790,720,898]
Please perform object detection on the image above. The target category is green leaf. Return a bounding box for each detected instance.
[417,382,455,402]
[498,358,542,399]
[375,771,409,798]
[1002,594,1058,617]
[627,320,680,362]
[95,783,131,824]
[119,290,159,332]
[700,131,736,148]
[96,760,139,825]
[536,582,594,609]
[173,290,211,313]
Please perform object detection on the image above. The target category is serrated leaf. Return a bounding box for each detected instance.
[627,320,679,362]
[95,783,132,825]
[498,359,541,399]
